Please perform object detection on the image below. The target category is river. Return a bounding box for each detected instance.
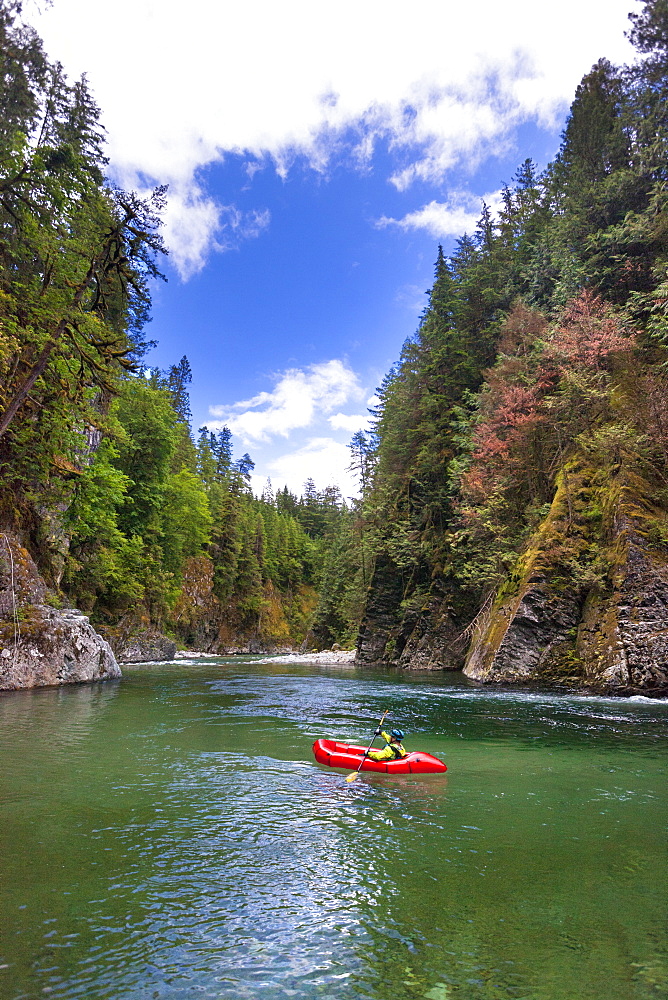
[0,659,666,1000]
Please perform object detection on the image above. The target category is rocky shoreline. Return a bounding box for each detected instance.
[173,648,356,665]
[250,649,356,665]
[356,464,668,697]
[3,512,666,696]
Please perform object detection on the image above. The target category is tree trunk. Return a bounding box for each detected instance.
[0,259,97,438]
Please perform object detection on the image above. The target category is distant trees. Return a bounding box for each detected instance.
[63,368,338,647]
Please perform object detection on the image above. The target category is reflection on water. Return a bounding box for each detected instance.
[0,677,119,733]
[0,661,666,1000]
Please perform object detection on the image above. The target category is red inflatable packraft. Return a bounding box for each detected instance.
[312,738,447,775]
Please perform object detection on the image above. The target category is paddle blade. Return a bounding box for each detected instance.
[345,771,359,782]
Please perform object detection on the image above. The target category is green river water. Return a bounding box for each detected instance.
[0,659,666,1000]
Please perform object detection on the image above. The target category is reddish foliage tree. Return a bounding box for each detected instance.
[460,291,635,509]
[546,289,633,371]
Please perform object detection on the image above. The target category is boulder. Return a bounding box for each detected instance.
[0,531,121,690]
[0,606,120,691]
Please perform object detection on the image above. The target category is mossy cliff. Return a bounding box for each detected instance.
[0,531,120,691]
[153,553,318,655]
[463,459,668,694]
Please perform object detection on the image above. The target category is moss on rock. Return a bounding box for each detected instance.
[464,455,668,694]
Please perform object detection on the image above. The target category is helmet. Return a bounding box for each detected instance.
[391,729,405,740]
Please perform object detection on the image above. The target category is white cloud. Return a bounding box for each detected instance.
[386,86,517,191]
[207,359,364,444]
[379,190,505,238]
[328,412,370,433]
[264,438,359,498]
[157,184,221,281]
[31,0,637,274]
[132,183,270,280]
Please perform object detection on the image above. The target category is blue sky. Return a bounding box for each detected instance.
[30,0,638,498]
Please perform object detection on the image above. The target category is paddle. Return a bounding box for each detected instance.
[345,710,389,782]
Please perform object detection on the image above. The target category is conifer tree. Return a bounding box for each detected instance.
[166,356,193,424]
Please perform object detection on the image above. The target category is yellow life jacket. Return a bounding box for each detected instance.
[379,731,407,758]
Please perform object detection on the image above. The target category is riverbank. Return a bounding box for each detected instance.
[174,649,356,665]
[253,649,356,665]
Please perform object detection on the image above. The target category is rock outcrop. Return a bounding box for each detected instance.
[0,532,120,691]
[356,556,466,670]
[575,506,668,691]
[0,606,120,691]
[355,554,407,664]
[396,595,465,670]
[114,630,177,663]
[464,463,668,694]
[354,458,668,694]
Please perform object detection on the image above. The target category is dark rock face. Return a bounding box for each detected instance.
[576,515,668,692]
[0,532,121,691]
[114,632,177,663]
[355,555,406,664]
[464,582,582,684]
[356,557,465,670]
[397,596,465,671]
